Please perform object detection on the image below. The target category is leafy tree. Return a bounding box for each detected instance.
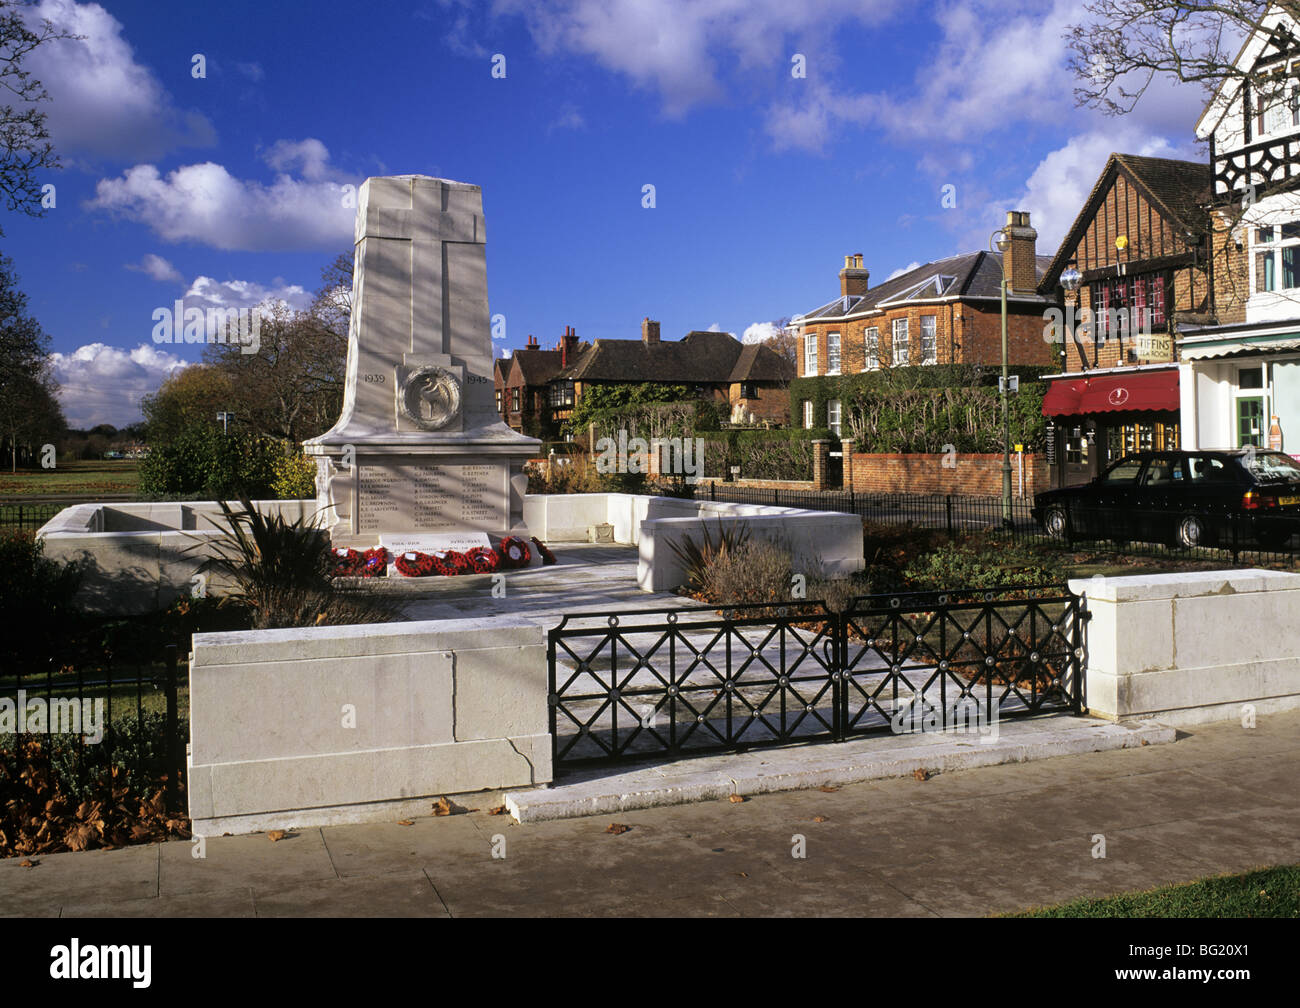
[0,252,62,469]
[140,364,234,446]
[0,1,78,229]
[138,424,285,500]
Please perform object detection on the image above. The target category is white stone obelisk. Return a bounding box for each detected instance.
[303,176,539,545]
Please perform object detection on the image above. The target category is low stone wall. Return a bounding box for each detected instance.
[848,452,1048,498]
[188,616,550,836]
[1076,569,1300,726]
[523,493,864,592]
[38,499,315,615]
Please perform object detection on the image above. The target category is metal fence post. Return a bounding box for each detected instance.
[164,643,180,813]
[945,495,954,538]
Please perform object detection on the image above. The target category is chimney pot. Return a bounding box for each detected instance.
[1001,210,1038,295]
[839,255,870,299]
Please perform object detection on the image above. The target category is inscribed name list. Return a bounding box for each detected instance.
[357,463,503,531]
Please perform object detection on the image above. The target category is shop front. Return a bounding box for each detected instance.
[1042,365,1182,488]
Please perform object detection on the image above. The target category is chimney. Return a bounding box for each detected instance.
[1001,211,1038,294]
[560,325,578,368]
[839,254,869,298]
[642,317,661,344]
[525,333,538,349]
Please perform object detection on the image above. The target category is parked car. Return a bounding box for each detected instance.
[1031,449,1300,550]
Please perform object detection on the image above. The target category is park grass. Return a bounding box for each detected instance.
[1006,864,1300,918]
[0,459,140,497]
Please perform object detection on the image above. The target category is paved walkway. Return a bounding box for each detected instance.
[3,711,1297,917]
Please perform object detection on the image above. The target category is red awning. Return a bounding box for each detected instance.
[1077,369,1180,414]
[1042,379,1087,416]
[1042,369,1179,417]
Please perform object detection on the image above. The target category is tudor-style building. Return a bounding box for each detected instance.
[793,211,1056,434]
[1037,153,1211,487]
[1180,3,1300,455]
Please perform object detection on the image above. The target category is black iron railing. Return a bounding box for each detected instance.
[548,586,1086,771]
[684,483,1300,566]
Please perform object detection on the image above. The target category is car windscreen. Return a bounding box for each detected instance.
[1243,451,1300,482]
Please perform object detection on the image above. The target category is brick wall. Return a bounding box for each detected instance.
[848,452,1049,497]
[1210,208,1249,324]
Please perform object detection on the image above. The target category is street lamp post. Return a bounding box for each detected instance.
[990,228,1013,528]
[216,411,234,434]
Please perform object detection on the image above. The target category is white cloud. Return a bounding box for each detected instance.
[262,138,331,181]
[887,261,922,280]
[50,342,188,428]
[87,142,355,251]
[992,129,1194,252]
[869,0,1206,146]
[498,0,901,119]
[23,0,215,160]
[764,82,878,154]
[741,321,782,344]
[181,275,312,314]
[125,253,182,284]
[548,103,586,132]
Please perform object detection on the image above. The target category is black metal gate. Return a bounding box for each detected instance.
[548,586,1087,771]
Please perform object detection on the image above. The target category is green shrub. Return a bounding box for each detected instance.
[0,532,85,673]
[46,711,188,804]
[903,539,1064,591]
[139,425,283,500]
[271,453,318,499]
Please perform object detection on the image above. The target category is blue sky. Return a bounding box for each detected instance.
[8,0,1210,428]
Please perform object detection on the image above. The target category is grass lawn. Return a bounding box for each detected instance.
[1007,864,1300,917]
[0,459,140,498]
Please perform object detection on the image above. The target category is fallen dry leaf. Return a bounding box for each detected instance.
[605,822,631,835]
[487,805,507,816]
[396,819,414,826]
[737,871,749,878]
[812,815,828,823]
[913,768,932,782]
[18,859,37,868]
[818,785,840,793]
[267,830,287,842]
[432,797,467,817]
[728,794,746,803]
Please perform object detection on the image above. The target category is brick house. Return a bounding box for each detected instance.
[792,211,1056,433]
[1036,153,1211,486]
[550,318,794,438]
[494,332,573,438]
[1179,3,1300,454]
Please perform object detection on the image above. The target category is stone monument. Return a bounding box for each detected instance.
[303,175,540,548]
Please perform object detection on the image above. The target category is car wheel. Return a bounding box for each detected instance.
[1043,505,1069,540]
[1177,514,1207,549]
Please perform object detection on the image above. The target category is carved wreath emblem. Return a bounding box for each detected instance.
[400,366,461,430]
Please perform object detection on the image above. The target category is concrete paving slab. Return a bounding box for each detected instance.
[158,829,337,896]
[506,716,1175,822]
[320,814,489,879]
[252,872,449,918]
[60,888,257,918]
[3,712,1297,917]
[0,843,158,912]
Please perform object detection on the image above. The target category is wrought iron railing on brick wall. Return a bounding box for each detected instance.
[548,586,1087,771]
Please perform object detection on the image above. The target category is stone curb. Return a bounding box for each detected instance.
[505,717,1175,823]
